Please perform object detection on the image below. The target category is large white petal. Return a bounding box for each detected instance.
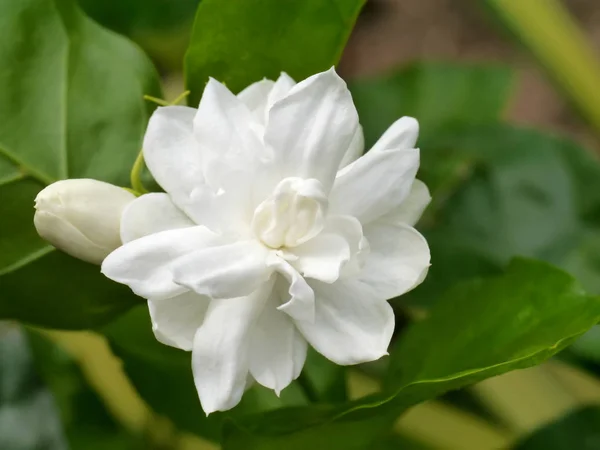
[194,78,271,188]
[101,226,222,300]
[360,222,430,300]
[339,125,365,168]
[265,68,359,192]
[370,116,419,153]
[295,279,394,365]
[249,280,307,394]
[237,78,275,123]
[266,72,296,110]
[329,147,420,225]
[378,179,431,227]
[194,79,277,220]
[148,291,210,351]
[192,280,273,414]
[143,106,203,203]
[171,240,271,300]
[120,193,195,244]
[267,255,315,323]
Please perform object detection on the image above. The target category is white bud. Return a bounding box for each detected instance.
[34,179,136,264]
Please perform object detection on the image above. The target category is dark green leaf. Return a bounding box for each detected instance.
[184,0,365,103]
[222,259,600,449]
[301,349,347,403]
[513,406,600,450]
[0,0,160,328]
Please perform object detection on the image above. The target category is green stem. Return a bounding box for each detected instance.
[130,150,148,194]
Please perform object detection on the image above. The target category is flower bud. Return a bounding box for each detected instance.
[34,179,135,264]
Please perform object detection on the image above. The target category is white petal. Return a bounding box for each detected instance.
[359,222,430,300]
[295,279,394,365]
[143,106,203,203]
[290,233,349,283]
[378,179,431,227]
[267,255,315,323]
[192,280,273,414]
[101,226,222,300]
[171,240,271,300]
[193,79,277,221]
[249,281,307,394]
[266,72,296,110]
[329,147,420,225]
[370,116,419,153]
[237,78,275,123]
[339,125,365,168]
[194,78,269,189]
[148,291,210,351]
[120,193,195,244]
[288,216,363,284]
[265,67,359,192]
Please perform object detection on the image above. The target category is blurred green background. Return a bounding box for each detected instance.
[5,0,600,449]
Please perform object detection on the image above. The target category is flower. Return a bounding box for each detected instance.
[34,179,135,264]
[101,68,431,414]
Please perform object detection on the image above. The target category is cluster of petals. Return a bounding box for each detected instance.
[101,67,431,414]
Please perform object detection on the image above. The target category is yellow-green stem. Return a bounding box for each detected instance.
[130,149,149,195]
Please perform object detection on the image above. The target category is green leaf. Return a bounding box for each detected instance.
[103,306,308,442]
[513,406,600,450]
[427,125,580,265]
[405,124,590,307]
[301,349,347,403]
[222,259,600,449]
[368,434,432,450]
[349,62,514,148]
[184,0,365,103]
[0,0,160,328]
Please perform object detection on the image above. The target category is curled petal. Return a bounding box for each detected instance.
[148,291,210,351]
[360,222,431,300]
[267,255,315,323]
[287,215,364,284]
[296,279,394,365]
[378,179,431,227]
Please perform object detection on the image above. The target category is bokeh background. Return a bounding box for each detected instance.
[4,1,600,449]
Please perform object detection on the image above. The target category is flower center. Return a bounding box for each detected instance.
[251,177,328,249]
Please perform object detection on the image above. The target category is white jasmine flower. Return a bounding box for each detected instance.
[34,179,135,264]
[101,68,431,414]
